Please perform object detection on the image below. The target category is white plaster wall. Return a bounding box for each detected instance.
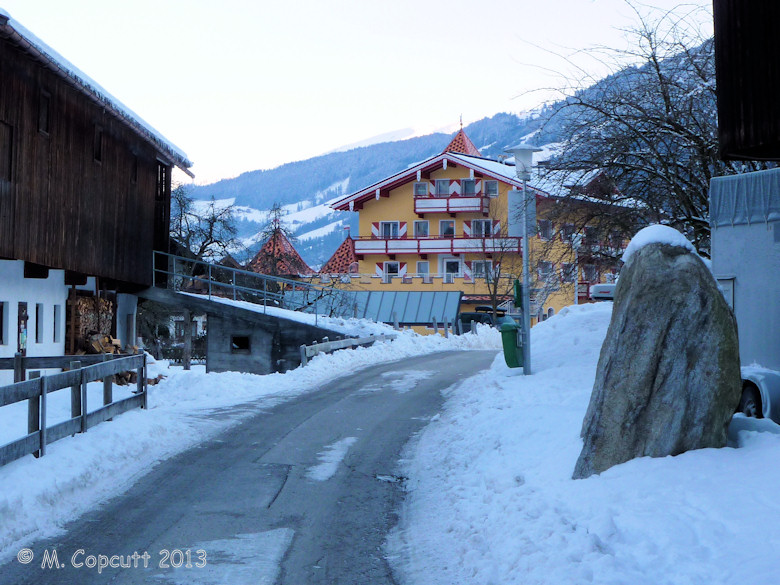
[0,260,69,384]
[116,293,138,350]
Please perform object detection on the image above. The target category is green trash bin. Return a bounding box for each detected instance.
[500,320,523,369]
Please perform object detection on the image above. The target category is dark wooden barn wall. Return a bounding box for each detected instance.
[0,36,172,287]
[714,1,780,160]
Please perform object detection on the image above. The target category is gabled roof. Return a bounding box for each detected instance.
[321,236,358,274]
[246,230,313,277]
[443,129,482,157]
[330,152,548,211]
[0,10,192,175]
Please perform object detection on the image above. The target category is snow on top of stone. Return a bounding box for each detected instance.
[622,225,695,264]
[1,10,191,169]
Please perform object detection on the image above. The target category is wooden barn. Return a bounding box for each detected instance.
[0,10,192,381]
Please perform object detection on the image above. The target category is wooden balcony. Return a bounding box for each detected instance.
[354,236,521,256]
[413,195,490,215]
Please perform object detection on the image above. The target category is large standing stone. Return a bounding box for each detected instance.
[572,242,741,479]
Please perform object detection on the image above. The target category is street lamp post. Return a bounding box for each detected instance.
[505,143,541,376]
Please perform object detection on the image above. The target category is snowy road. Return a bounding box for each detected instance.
[0,349,497,585]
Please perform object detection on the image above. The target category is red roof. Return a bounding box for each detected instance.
[443,129,481,157]
[321,236,358,274]
[246,229,313,277]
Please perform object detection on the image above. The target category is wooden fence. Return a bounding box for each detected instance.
[299,334,396,366]
[0,354,147,467]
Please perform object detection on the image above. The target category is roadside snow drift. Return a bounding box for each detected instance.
[389,302,780,585]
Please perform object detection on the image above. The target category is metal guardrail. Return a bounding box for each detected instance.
[152,251,360,324]
[299,334,396,366]
[0,354,147,467]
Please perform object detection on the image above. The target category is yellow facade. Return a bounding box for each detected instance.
[325,154,597,327]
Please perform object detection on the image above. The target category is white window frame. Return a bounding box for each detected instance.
[414,220,429,238]
[583,263,598,282]
[442,257,461,283]
[561,263,576,283]
[380,221,400,239]
[461,178,476,195]
[537,261,554,281]
[439,219,455,238]
[416,260,429,275]
[435,179,449,197]
[484,180,499,197]
[472,219,493,238]
[383,261,400,283]
[538,219,553,240]
[413,181,429,196]
[472,260,493,282]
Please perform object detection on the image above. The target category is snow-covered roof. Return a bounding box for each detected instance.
[0,10,193,175]
[330,151,548,211]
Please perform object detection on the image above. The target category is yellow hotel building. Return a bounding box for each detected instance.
[326,130,614,327]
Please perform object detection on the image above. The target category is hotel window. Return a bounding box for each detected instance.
[484,180,499,197]
[443,259,461,283]
[562,223,576,242]
[473,261,493,281]
[416,261,429,275]
[561,263,576,282]
[583,264,598,282]
[435,179,449,197]
[383,261,399,283]
[380,221,399,239]
[472,219,493,237]
[537,261,554,281]
[414,182,429,196]
[538,219,553,240]
[413,220,429,238]
[461,179,476,195]
[439,220,455,238]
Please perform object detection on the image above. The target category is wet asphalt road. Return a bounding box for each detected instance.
[0,350,497,585]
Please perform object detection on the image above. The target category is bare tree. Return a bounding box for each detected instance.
[539,3,764,256]
[170,184,241,265]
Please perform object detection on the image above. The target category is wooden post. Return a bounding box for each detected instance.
[182,308,192,371]
[13,352,23,383]
[27,371,41,458]
[137,355,147,409]
[102,354,113,407]
[300,345,308,367]
[70,360,81,421]
[432,318,439,334]
[80,373,88,433]
[40,375,47,457]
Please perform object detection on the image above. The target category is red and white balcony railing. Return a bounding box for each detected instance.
[354,236,521,256]
[413,195,491,215]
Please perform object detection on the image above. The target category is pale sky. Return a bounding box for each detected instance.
[1,0,712,185]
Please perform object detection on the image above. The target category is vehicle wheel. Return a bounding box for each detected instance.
[738,385,762,418]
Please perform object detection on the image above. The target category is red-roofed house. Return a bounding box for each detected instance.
[247,229,313,279]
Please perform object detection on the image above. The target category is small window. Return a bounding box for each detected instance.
[414,220,429,238]
[537,261,554,280]
[231,335,251,354]
[461,179,476,195]
[0,302,6,345]
[0,121,12,182]
[547,307,555,319]
[416,261,429,275]
[562,223,576,242]
[53,304,62,343]
[473,261,493,281]
[380,221,399,239]
[443,259,460,283]
[413,182,429,196]
[38,91,51,135]
[440,220,455,238]
[472,219,493,238]
[383,261,399,283]
[484,180,499,197]
[538,220,553,240]
[561,263,576,283]
[93,125,103,162]
[583,264,598,282]
[35,303,44,343]
[435,179,449,197]
[584,226,598,246]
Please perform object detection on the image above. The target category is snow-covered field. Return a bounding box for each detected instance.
[0,324,499,562]
[389,302,780,585]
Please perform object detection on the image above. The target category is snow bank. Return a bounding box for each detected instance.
[390,302,780,585]
[0,323,499,560]
[622,224,695,264]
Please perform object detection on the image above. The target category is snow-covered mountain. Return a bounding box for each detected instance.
[190,111,552,268]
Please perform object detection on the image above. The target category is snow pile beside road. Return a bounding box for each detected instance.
[0,325,498,561]
[390,302,780,585]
